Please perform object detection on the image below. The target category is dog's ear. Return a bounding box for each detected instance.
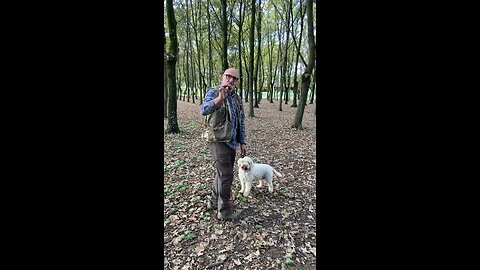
[237,158,243,165]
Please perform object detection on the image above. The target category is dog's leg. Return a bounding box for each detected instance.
[256,179,263,188]
[239,175,245,193]
[266,176,274,193]
[244,180,253,197]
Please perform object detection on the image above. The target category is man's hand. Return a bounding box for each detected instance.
[214,85,231,105]
[240,144,247,157]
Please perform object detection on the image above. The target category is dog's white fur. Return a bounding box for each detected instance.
[237,156,282,196]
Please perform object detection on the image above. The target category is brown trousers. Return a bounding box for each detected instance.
[208,142,236,216]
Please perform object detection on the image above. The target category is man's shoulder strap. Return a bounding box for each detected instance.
[233,93,243,111]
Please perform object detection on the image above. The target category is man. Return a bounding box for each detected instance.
[200,67,246,220]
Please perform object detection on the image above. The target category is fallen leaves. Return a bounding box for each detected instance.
[164,100,316,269]
[195,241,209,256]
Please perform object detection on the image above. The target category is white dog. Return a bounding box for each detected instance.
[237,156,282,196]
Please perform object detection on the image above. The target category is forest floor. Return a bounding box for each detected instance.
[164,98,316,270]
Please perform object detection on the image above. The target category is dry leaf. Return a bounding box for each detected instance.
[195,241,208,256]
[164,101,317,269]
[173,235,184,246]
[217,254,227,262]
[309,247,316,257]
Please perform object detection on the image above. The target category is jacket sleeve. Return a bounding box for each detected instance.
[199,88,219,116]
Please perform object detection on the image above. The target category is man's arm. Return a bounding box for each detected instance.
[199,86,229,116]
[200,88,219,116]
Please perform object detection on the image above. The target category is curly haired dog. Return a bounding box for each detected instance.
[237,156,282,196]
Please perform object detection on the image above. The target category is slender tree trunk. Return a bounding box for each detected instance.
[285,61,292,105]
[241,34,249,103]
[207,0,213,87]
[237,0,245,101]
[164,29,168,118]
[164,61,168,118]
[259,54,265,103]
[221,0,228,70]
[267,23,274,103]
[309,65,316,104]
[197,0,205,104]
[292,0,315,129]
[291,1,305,108]
[178,54,184,101]
[183,49,188,102]
[253,2,261,108]
[189,0,200,104]
[248,0,255,117]
[280,0,291,108]
[166,0,180,133]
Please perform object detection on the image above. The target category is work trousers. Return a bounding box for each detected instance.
[208,142,236,216]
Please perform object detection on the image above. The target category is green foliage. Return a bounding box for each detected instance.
[174,182,188,192]
[236,193,247,203]
[189,195,200,202]
[164,186,175,198]
[184,230,196,240]
[201,212,211,221]
[284,252,295,266]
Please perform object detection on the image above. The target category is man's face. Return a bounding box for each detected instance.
[221,70,239,91]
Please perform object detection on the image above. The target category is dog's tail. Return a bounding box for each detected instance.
[273,168,282,177]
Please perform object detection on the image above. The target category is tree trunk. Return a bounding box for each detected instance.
[267,24,274,103]
[237,0,245,101]
[292,0,315,129]
[276,3,289,111]
[207,0,213,87]
[248,0,255,117]
[241,34,249,103]
[166,0,180,133]
[309,65,316,104]
[221,0,228,70]
[197,0,205,105]
[291,1,305,108]
[164,29,168,118]
[259,54,265,103]
[253,2,261,108]
[280,0,291,108]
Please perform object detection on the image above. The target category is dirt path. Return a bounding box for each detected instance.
[164,99,316,269]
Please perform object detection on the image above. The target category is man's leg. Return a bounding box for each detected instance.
[208,142,236,216]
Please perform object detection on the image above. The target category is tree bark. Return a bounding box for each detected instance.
[207,0,213,87]
[248,0,255,117]
[280,0,291,108]
[291,0,306,108]
[164,29,168,118]
[166,0,180,133]
[309,65,316,104]
[221,0,228,70]
[253,2,261,108]
[237,0,246,101]
[292,0,315,129]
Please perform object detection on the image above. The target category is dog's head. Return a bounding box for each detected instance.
[237,156,254,172]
